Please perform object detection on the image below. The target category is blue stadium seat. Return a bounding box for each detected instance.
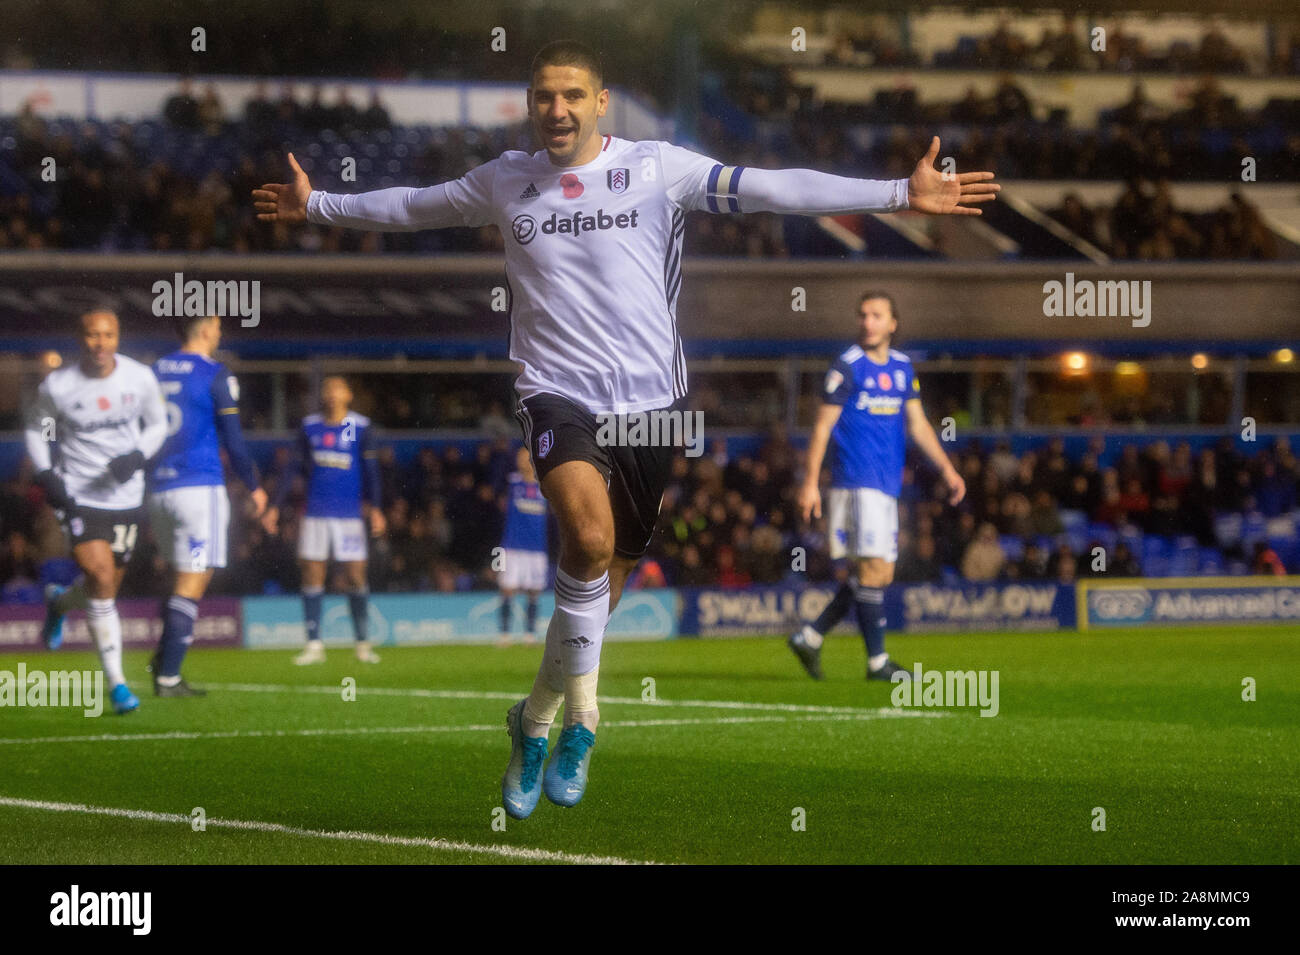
[1215,513,1242,546]
[1242,513,1268,547]
[1087,523,1118,552]
[1059,509,1087,530]
[1066,527,1089,553]
[1198,548,1226,575]
[1000,535,1024,561]
[1142,536,1170,561]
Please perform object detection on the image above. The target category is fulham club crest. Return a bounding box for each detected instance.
[607,168,629,195]
[537,430,554,459]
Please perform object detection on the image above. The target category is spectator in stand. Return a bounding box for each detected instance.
[361,89,392,131]
[1017,541,1051,580]
[198,84,225,135]
[716,546,752,590]
[961,522,1006,582]
[1109,541,1142,577]
[1252,541,1287,576]
[163,77,200,129]
[1048,541,1080,583]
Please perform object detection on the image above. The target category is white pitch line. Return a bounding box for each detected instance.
[205,682,912,715]
[0,796,657,866]
[0,709,942,746]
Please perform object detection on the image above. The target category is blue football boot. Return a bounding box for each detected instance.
[110,683,140,715]
[501,699,548,819]
[543,724,596,807]
[41,583,67,650]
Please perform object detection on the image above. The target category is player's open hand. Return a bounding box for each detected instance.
[252,153,312,224]
[260,506,279,535]
[369,508,386,537]
[249,487,268,519]
[907,137,999,216]
[943,468,967,506]
[798,483,822,523]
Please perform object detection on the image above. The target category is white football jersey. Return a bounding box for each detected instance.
[25,354,167,511]
[309,135,908,415]
[447,136,722,414]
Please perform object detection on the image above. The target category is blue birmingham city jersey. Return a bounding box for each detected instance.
[290,413,380,519]
[151,351,258,491]
[823,345,919,497]
[502,474,548,553]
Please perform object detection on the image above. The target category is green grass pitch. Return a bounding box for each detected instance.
[1,625,1295,864]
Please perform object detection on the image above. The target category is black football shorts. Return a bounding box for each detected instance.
[516,392,681,561]
[65,505,144,567]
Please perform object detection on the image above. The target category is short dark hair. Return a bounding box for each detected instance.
[172,314,216,341]
[858,290,899,321]
[530,40,604,90]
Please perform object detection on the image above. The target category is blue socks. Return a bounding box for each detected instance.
[854,584,886,658]
[501,595,541,635]
[348,590,369,642]
[159,595,198,678]
[812,581,854,635]
[303,587,323,642]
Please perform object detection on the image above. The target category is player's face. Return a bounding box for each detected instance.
[857,299,896,349]
[528,65,608,166]
[79,311,119,375]
[321,378,351,415]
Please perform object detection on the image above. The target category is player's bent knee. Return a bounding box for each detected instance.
[561,523,614,573]
[856,560,893,589]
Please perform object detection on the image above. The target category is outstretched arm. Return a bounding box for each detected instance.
[694,137,998,217]
[253,152,491,231]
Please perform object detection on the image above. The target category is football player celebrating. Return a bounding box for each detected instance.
[26,309,167,714]
[789,292,965,680]
[252,41,997,817]
[262,376,384,664]
[148,315,267,696]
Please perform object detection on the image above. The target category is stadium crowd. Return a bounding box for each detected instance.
[2,70,1293,259]
[2,429,1295,604]
[8,8,1299,79]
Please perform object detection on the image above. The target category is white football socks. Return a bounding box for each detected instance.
[564,666,600,731]
[86,597,125,687]
[523,568,608,736]
[522,625,565,738]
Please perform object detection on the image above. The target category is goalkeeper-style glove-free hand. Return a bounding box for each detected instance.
[108,450,146,483]
[35,470,72,509]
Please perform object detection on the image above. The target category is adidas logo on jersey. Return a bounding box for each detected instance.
[519,182,539,200]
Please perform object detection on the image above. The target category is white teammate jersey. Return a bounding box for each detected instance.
[24,354,167,511]
[308,136,908,415]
